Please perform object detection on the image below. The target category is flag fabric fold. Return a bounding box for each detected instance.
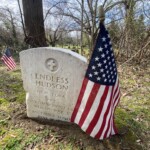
[1,48,16,70]
[71,23,121,140]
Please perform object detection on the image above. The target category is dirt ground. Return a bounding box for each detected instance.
[0,64,149,150]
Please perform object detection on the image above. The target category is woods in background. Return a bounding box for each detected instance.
[0,0,149,63]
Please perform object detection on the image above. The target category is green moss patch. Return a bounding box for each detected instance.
[0,63,149,149]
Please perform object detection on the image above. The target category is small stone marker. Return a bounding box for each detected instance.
[20,47,87,122]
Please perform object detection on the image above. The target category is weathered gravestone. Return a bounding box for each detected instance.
[20,47,87,122]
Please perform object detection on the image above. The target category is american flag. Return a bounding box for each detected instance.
[1,48,16,70]
[71,23,121,140]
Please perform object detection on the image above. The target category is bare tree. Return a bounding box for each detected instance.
[17,0,26,38]
[44,0,99,50]
[45,15,69,47]
[44,0,131,51]
[19,0,149,61]
[0,7,18,47]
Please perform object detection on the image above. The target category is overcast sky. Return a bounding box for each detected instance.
[0,0,149,25]
[0,0,18,9]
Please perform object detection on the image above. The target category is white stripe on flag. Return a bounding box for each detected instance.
[111,80,120,135]
[2,55,16,70]
[74,80,94,124]
[90,86,112,137]
[7,58,15,69]
[81,85,105,131]
[111,92,120,135]
[9,57,16,67]
[2,56,14,70]
[100,89,114,139]
[106,79,119,137]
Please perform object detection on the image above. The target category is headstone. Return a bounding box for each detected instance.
[20,47,87,122]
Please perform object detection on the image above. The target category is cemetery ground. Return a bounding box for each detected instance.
[0,62,149,150]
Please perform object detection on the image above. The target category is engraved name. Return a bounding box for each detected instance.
[35,73,69,84]
[35,73,69,90]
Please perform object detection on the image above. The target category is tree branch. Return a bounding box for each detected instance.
[17,0,27,38]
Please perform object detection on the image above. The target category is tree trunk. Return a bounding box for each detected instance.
[124,0,136,59]
[22,0,47,47]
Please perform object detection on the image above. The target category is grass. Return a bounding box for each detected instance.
[0,62,149,150]
[0,129,24,150]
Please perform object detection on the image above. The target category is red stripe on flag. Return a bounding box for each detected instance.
[78,83,100,127]
[110,85,120,135]
[2,56,13,70]
[9,57,16,67]
[70,78,88,122]
[111,91,120,135]
[86,86,109,135]
[103,81,119,138]
[6,57,15,69]
[95,87,114,139]
[113,82,119,103]
[5,59,14,69]
[113,88,120,108]
[103,87,115,139]
[103,114,112,138]
[1,55,16,70]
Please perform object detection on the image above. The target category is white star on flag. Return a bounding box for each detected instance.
[89,73,93,77]
[95,57,99,61]
[92,66,96,70]
[104,44,108,48]
[94,71,98,75]
[101,54,105,58]
[102,37,106,41]
[98,47,103,52]
[97,63,102,67]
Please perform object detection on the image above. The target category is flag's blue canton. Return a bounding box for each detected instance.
[5,48,12,57]
[85,23,117,86]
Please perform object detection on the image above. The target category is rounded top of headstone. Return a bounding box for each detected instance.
[20,47,87,63]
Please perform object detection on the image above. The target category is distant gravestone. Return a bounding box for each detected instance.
[20,47,87,122]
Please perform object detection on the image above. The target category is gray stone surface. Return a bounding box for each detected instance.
[20,47,87,122]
